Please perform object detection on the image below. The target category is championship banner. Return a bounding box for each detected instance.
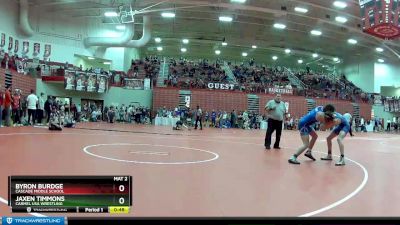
[97,75,108,93]
[86,73,98,92]
[22,41,29,54]
[75,72,87,91]
[394,100,399,112]
[14,40,19,53]
[44,44,51,58]
[185,96,191,108]
[8,36,13,51]
[268,87,293,95]
[64,70,76,90]
[16,58,26,74]
[144,78,151,90]
[0,33,5,47]
[384,100,390,112]
[389,100,394,112]
[373,94,382,105]
[285,102,289,113]
[33,43,40,56]
[207,83,235,90]
[124,78,144,90]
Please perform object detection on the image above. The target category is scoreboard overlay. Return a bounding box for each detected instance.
[8,176,132,214]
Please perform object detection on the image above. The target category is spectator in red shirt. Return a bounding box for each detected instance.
[4,85,13,127]
[12,89,21,126]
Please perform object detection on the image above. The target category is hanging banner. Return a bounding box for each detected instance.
[384,99,390,112]
[144,78,151,90]
[86,73,98,92]
[44,44,51,57]
[75,72,87,91]
[8,36,13,51]
[16,58,27,74]
[373,94,382,105]
[33,42,40,56]
[64,70,76,90]
[22,41,29,55]
[395,99,399,112]
[0,33,5,47]
[14,40,19,53]
[185,96,191,108]
[124,78,144,90]
[285,102,289,113]
[97,75,108,93]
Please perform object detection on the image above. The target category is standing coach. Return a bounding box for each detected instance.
[264,93,287,150]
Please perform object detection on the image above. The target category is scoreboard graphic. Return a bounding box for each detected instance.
[8,176,132,214]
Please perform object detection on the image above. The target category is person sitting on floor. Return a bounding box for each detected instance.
[64,113,76,128]
[49,106,62,131]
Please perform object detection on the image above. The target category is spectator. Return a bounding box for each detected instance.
[44,96,52,124]
[37,93,45,125]
[4,85,12,127]
[12,89,21,126]
[27,89,38,125]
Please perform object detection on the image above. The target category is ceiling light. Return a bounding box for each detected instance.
[219,16,233,22]
[272,56,278,60]
[376,47,384,52]
[242,52,248,57]
[333,57,339,62]
[161,12,175,18]
[348,39,357,44]
[252,45,257,49]
[333,1,347,9]
[104,12,118,17]
[294,7,308,13]
[215,50,221,55]
[157,47,163,51]
[285,49,291,54]
[378,59,385,63]
[182,39,189,44]
[116,25,125,30]
[231,0,246,3]
[181,48,187,53]
[312,53,319,58]
[222,42,228,46]
[311,30,322,36]
[155,37,162,43]
[273,23,286,29]
[88,57,95,60]
[298,59,303,64]
[103,62,111,65]
[335,16,348,23]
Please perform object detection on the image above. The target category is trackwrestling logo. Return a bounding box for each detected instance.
[2,217,65,224]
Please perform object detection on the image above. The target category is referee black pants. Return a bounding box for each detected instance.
[265,118,283,148]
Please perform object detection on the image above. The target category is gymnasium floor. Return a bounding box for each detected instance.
[0,123,399,217]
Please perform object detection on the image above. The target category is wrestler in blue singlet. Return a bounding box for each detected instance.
[298,106,324,135]
[332,113,351,135]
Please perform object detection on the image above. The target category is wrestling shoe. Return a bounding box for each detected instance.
[335,157,346,166]
[288,156,300,164]
[321,154,333,161]
[304,151,316,161]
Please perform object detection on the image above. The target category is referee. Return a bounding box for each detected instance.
[264,93,287,150]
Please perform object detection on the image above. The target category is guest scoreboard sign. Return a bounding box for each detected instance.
[8,176,132,214]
